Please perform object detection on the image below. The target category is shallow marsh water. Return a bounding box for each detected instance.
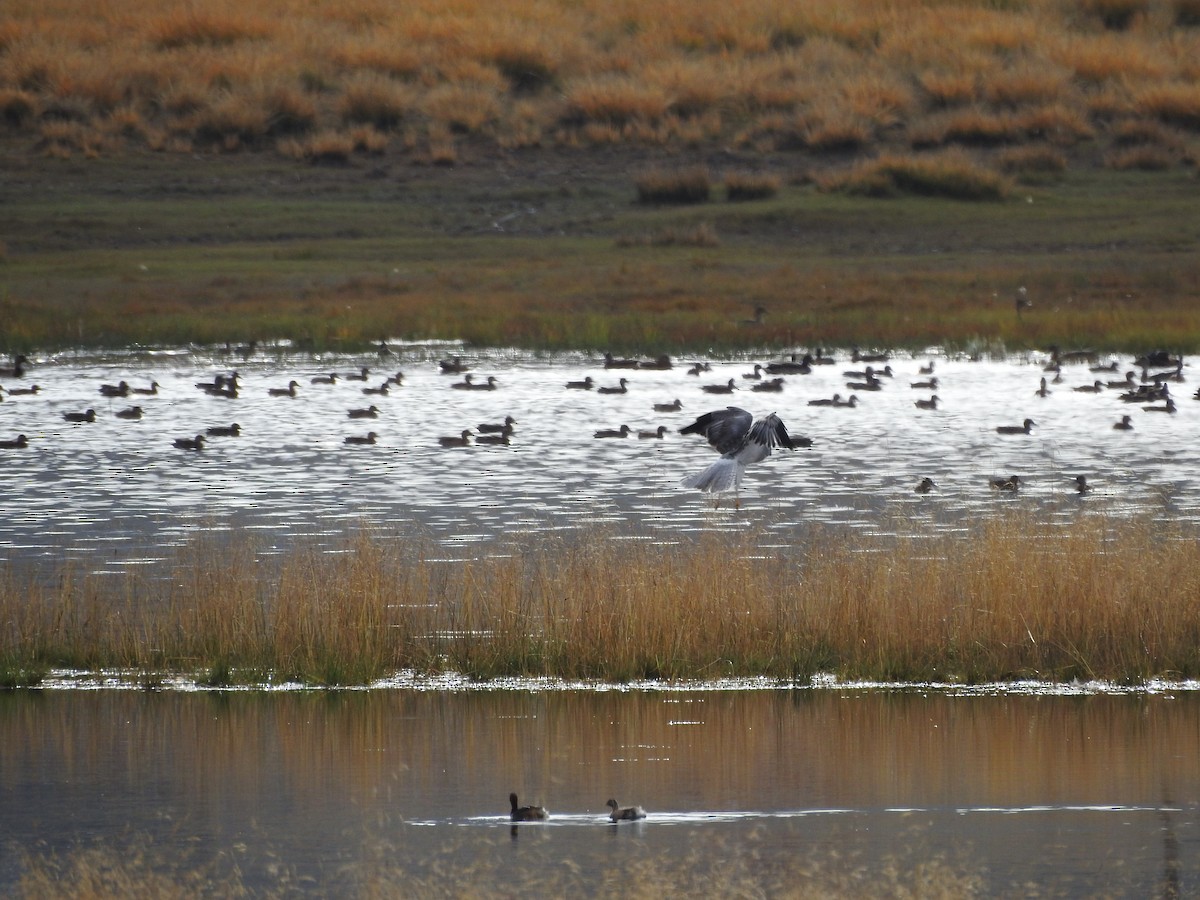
[0,343,1195,571]
[2,685,1198,895]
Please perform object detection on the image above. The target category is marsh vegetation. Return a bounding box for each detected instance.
[4,515,1198,687]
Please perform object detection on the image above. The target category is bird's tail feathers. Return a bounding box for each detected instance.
[682,458,743,493]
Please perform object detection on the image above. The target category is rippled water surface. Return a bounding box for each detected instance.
[2,686,1197,895]
[1,344,1194,569]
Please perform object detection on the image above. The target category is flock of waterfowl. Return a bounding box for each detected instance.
[508,792,646,823]
[0,344,1191,500]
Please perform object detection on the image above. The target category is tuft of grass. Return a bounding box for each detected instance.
[337,75,415,130]
[564,77,671,126]
[146,10,271,49]
[1107,145,1178,170]
[997,144,1069,178]
[1136,83,1200,130]
[723,170,781,201]
[634,165,712,204]
[821,150,1011,200]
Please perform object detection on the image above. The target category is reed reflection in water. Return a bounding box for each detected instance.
[2,688,1196,895]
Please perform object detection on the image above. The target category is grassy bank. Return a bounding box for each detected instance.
[3,0,1200,354]
[3,156,1200,354]
[4,515,1198,687]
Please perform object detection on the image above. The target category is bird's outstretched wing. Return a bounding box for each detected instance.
[746,413,796,452]
[678,406,754,454]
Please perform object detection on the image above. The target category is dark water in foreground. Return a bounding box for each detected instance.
[2,686,1197,895]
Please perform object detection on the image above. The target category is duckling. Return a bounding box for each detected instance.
[115,406,144,420]
[173,434,205,451]
[606,798,647,821]
[63,409,97,424]
[807,394,840,407]
[438,430,472,448]
[0,434,29,449]
[701,378,737,394]
[566,376,595,390]
[638,426,668,439]
[1143,398,1177,413]
[348,405,379,419]
[990,475,1020,492]
[344,431,378,445]
[653,399,683,412]
[477,416,517,434]
[510,793,548,821]
[742,364,764,380]
[598,378,629,395]
[593,424,631,439]
[268,380,300,397]
[996,418,1036,435]
[206,423,241,437]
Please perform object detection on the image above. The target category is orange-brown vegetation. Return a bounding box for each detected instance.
[2,0,1200,178]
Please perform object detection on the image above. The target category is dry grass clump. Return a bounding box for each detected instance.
[723,170,782,201]
[146,10,272,49]
[4,515,1200,687]
[1136,82,1200,129]
[997,144,1069,178]
[821,149,1011,200]
[1107,145,1179,170]
[634,165,712,204]
[337,75,415,130]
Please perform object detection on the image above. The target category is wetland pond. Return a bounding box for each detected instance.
[2,344,1198,893]
[3,685,1198,895]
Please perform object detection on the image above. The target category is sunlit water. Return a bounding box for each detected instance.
[2,686,1196,895]
[0,344,1194,573]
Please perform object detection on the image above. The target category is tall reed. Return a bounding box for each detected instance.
[4,515,1199,686]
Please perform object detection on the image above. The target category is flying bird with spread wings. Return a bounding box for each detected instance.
[679,406,809,501]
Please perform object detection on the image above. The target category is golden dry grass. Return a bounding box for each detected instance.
[4,514,1199,687]
[2,0,1200,176]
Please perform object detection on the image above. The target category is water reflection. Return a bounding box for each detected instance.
[1,688,1195,894]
